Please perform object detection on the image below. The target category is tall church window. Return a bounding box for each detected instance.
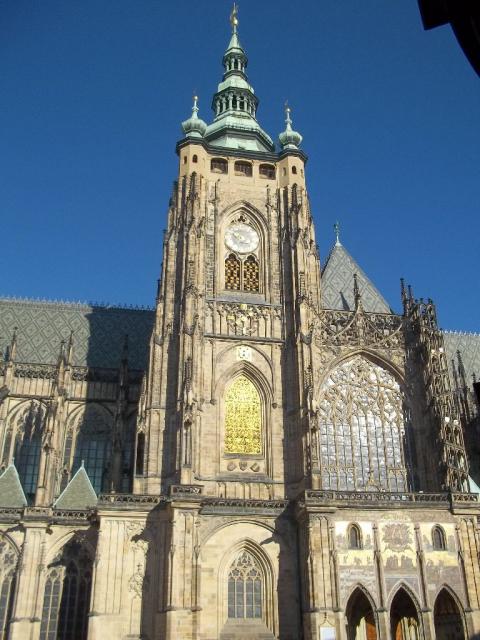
[40,539,93,640]
[0,537,18,639]
[225,376,262,455]
[66,406,112,494]
[316,356,408,492]
[243,255,259,292]
[14,402,45,501]
[228,551,262,619]
[225,254,241,290]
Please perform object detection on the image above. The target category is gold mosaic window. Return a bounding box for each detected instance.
[225,254,241,290]
[224,376,262,454]
[243,255,259,292]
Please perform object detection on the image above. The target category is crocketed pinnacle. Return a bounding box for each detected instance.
[279,104,303,150]
[181,94,207,139]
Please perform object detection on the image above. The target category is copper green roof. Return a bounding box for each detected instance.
[0,464,27,508]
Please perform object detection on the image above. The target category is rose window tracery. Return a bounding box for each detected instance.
[316,356,409,492]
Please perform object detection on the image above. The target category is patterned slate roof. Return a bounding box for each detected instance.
[321,243,391,313]
[443,331,480,388]
[54,466,97,510]
[0,464,27,508]
[0,298,155,370]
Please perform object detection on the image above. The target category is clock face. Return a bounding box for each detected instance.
[225,223,259,254]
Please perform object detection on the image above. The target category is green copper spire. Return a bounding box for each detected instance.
[204,5,274,152]
[181,94,207,139]
[279,103,303,150]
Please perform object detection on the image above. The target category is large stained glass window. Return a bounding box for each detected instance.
[316,356,408,492]
[40,540,92,640]
[14,401,45,501]
[67,406,112,494]
[228,551,262,619]
[224,376,261,455]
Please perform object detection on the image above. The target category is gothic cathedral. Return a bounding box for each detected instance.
[1,8,480,640]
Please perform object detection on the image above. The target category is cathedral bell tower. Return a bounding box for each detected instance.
[134,5,321,500]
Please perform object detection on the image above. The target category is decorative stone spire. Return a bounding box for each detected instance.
[181,94,207,139]
[279,103,303,150]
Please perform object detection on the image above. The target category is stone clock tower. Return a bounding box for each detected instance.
[1,7,479,640]
[136,8,319,504]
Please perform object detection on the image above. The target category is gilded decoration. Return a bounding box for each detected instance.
[224,376,261,455]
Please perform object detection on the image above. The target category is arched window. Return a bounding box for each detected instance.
[225,376,262,455]
[225,253,241,291]
[228,551,262,619]
[243,255,259,292]
[234,161,252,177]
[40,539,93,640]
[348,524,362,549]
[259,163,276,179]
[317,356,409,492]
[0,537,18,639]
[432,525,447,551]
[211,158,228,174]
[14,402,45,501]
[192,154,198,163]
[69,406,111,494]
[291,165,297,174]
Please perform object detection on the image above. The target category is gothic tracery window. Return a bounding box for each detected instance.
[316,356,408,492]
[40,540,93,640]
[224,376,262,455]
[0,537,18,639]
[228,551,262,619]
[65,406,112,494]
[13,401,46,501]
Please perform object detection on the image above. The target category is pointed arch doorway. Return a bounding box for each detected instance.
[434,589,465,640]
[390,588,420,640]
[345,588,377,640]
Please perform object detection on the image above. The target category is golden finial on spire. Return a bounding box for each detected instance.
[230,3,239,33]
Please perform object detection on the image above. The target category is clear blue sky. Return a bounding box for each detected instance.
[1,1,479,331]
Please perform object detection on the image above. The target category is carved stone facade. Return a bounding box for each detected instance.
[1,9,480,640]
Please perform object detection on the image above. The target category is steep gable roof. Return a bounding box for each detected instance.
[0,464,28,508]
[54,465,97,510]
[444,331,480,386]
[321,242,391,313]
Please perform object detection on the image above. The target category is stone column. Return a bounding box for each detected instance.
[9,517,48,640]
